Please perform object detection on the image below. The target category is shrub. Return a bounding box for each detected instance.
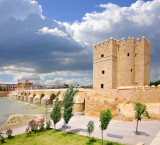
[50,91,61,129]
[38,118,45,131]
[87,121,95,143]
[6,129,13,139]
[0,132,5,143]
[29,120,38,132]
[46,120,51,130]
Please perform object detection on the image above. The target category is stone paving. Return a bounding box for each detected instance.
[2,115,160,145]
[150,130,160,145]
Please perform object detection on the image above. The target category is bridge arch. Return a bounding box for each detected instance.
[49,93,56,105]
[24,92,29,101]
[33,93,45,104]
[28,93,35,102]
[41,92,56,105]
[40,93,45,102]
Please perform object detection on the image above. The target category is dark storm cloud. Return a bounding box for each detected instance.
[1,0,160,83]
[0,13,92,73]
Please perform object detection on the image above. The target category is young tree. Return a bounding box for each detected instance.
[63,85,78,133]
[87,121,95,143]
[50,91,61,129]
[99,108,112,145]
[133,102,150,134]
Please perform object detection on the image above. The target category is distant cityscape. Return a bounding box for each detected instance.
[0,80,93,91]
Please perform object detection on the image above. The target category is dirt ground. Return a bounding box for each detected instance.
[0,114,44,131]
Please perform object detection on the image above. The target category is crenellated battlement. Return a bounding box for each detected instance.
[134,85,160,91]
[93,36,150,50]
[93,36,151,89]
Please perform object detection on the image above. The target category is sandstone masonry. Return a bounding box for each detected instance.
[93,37,150,89]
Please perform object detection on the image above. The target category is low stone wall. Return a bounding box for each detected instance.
[117,103,160,121]
[74,103,85,112]
[86,87,160,120]
[0,91,9,97]
[85,90,117,118]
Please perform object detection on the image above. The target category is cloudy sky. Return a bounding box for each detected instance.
[0,0,160,86]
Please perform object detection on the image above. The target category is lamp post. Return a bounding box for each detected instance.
[45,100,49,122]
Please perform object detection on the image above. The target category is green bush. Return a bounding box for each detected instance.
[46,120,51,130]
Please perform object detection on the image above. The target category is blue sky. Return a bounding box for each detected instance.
[0,0,160,86]
[36,0,152,22]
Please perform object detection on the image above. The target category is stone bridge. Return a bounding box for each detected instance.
[8,86,160,120]
[8,88,88,113]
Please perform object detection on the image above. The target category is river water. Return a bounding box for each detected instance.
[0,97,46,126]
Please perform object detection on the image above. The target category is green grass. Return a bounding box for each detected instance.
[2,129,125,145]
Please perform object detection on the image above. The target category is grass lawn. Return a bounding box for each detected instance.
[2,129,125,145]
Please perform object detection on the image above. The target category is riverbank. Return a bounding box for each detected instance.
[0,97,48,127]
[0,114,44,131]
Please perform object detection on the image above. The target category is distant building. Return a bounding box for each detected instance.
[37,85,43,90]
[16,79,33,90]
[0,80,34,91]
[32,85,44,90]
[0,84,17,91]
[0,84,7,91]
[6,84,17,91]
[46,84,69,89]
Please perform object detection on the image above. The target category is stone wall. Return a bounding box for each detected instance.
[117,37,135,87]
[93,38,117,89]
[85,86,160,120]
[93,37,151,89]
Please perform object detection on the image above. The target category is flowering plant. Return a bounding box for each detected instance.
[29,120,38,132]
[38,118,45,131]
[25,127,30,137]
[0,132,5,143]
[6,129,13,139]
[25,127,30,133]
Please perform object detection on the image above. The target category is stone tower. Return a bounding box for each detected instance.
[93,36,151,89]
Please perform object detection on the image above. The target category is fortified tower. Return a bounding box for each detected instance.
[93,36,151,89]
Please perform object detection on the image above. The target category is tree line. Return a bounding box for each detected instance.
[150,80,160,86]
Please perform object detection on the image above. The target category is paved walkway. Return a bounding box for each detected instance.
[1,115,160,145]
[150,130,160,145]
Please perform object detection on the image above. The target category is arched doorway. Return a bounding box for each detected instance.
[49,94,56,105]
[83,99,85,111]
